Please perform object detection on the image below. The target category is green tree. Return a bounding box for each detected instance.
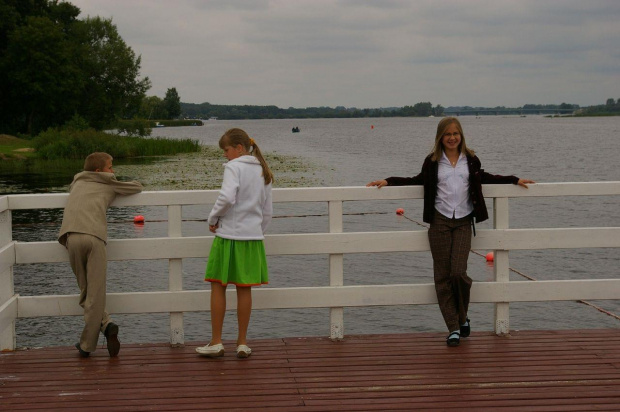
[0,1,83,134]
[4,15,82,134]
[411,102,433,116]
[77,16,150,129]
[163,87,181,119]
[138,96,167,119]
[0,1,150,134]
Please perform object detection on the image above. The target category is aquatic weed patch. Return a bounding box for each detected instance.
[114,146,321,190]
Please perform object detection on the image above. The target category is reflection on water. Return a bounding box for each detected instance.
[6,116,620,348]
[0,156,167,194]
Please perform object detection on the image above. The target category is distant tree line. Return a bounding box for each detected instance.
[444,103,580,115]
[180,102,445,120]
[576,98,620,116]
[523,103,579,111]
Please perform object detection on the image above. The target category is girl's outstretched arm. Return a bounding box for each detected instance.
[517,178,536,188]
[366,179,388,188]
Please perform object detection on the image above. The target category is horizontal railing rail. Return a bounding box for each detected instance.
[1,182,619,350]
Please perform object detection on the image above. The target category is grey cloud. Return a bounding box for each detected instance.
[69,0,620,107]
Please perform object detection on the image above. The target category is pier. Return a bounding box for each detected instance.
[2,329,620,410]
[1,183,620,409]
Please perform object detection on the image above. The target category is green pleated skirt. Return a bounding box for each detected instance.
[205,237,268,286]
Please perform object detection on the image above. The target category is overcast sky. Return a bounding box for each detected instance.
[70,0,620,108]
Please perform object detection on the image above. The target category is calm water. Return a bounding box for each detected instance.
[8,116,620,348]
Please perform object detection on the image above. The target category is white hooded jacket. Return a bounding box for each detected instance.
[208,155,272,240]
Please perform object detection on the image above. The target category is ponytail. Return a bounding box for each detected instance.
[219,128,273,185]
[250,141,273,185]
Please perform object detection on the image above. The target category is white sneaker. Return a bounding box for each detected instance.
[195,343,225,357]
[236,344,252,358]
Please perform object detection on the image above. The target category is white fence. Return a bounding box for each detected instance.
[1,183,620,350]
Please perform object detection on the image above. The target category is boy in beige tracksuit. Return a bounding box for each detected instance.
[58,152,143,357]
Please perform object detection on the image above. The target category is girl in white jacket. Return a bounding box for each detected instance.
[196,128,273,359]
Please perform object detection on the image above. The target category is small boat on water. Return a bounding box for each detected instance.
[292,126,300,133]
[154,122,165,127]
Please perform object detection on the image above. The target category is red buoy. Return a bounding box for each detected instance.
[133,215,145,224]
[396,208,404,215]
[486,252,494,262]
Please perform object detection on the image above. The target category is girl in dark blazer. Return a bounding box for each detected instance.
[367,117,534,346]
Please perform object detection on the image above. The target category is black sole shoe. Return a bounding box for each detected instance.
[446,332,460,347]
[460,318,471,338]
[75,342,90,358]
[104,323,120,357]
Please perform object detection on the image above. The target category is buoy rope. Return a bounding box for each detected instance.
[400,212,620,322]
[12,209,619,321]
[11,211,392,227]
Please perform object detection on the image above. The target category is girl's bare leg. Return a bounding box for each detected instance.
[236,286,252,345]
[210,282,227,344]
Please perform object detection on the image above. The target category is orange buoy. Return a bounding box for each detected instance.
[485,252,494,262]
[371,125,374,129]
[133,215,145,224]
[396,208,404,215]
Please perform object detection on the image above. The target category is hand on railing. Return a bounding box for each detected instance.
[517,179,536,188]
[366,179,388,188]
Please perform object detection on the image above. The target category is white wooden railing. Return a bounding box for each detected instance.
[1,183,620,350]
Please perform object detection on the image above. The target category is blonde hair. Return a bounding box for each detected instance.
[84,152,112,171]
[430,117,475,162]
[219,128,273,184]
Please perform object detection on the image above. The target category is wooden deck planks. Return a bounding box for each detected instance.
[1,329,620,411]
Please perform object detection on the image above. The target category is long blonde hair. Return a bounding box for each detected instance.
[430,117,475,162]
[219,128,273,184]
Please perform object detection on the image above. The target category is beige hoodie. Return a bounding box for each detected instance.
[58,171,143,246]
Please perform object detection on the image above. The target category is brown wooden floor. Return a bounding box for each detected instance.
[1,329,620,411]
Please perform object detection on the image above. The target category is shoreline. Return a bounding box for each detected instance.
[0,144,321,194]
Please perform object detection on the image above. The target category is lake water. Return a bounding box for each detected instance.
[7,116,620,348]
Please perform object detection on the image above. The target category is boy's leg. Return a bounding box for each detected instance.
[236,286,252,346]
[68,234,108,353]
[210,282,227,344]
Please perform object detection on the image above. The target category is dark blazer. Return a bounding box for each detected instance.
[385,154,519,223]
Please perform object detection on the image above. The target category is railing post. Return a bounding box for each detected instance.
[0,208,16,351]
[168,205,184,346]
[328,200,344,340]
[493,197,510,336]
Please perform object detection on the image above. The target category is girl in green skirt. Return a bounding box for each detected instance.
[196,128,273,359]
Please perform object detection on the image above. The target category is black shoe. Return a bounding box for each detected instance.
[104,322,120,357]
[75,342,90,358]
[446,331,460,347]
[460,318,471,338]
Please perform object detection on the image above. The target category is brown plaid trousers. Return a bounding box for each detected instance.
[428,212,473,332]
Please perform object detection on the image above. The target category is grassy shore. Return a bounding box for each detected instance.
[0,135,37,159]
[33,129,200,160]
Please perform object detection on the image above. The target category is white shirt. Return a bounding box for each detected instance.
[208,155,273,240]
[435,152,473,219]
